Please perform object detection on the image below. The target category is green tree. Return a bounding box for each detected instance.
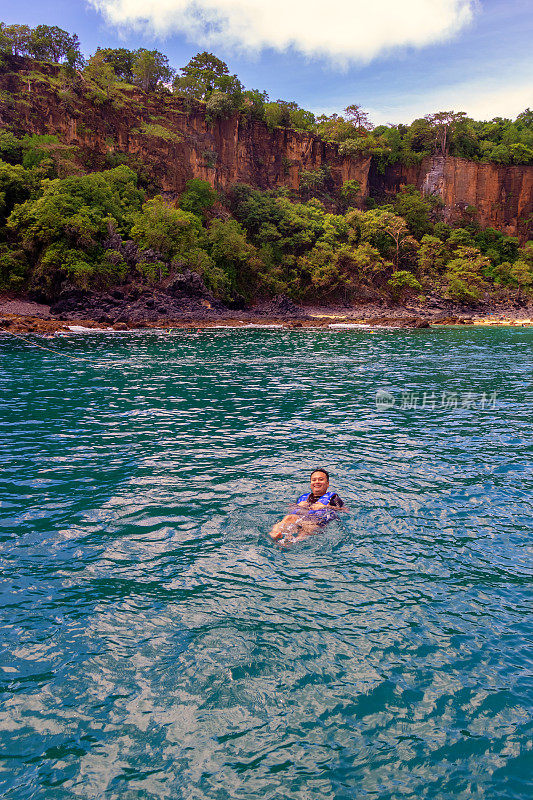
[417,234,447,277]
[338,135,389,159]
[474,227,519,265]
[62,46,84,76]
[264,101,291,129]
[179,178,218,216]
[207,218,259,297]
[361,209,409,267]
[264,99,315,131]
[298,168,330,200]
[84,51,117,98]
[173,52,242,101]
[269,101,316,132]
[0,24,9,56]
[29,25,81,64]
[0,132,23,165]
[7,166,144,291]
[0,160,33,222]
[387,270,422,301]
[376,125,403,165]
[95,47,135,82]
[241,89,268,121]
[289,105,316,132]
[131,196,203,261]
[302,240,389,300]
[518,241,533,267]
[205,90,239,120]
[0,23,32,56]
[0,244,29,290]
[424,111,467,156]
[316,113,358,143]
[338,179,361,211]
[403,117,435,156]
[344,104,373,131]
[447,227,474,250]
[393,185,434,238]
[21,134,79,178]
[507,260,533,295]
[444,246,489,304]
[132,49,174,92]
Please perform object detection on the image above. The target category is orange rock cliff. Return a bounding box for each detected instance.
[1,57,532,240]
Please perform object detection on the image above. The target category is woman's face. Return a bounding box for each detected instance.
[310,471,329,496]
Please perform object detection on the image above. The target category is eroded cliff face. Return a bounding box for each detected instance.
[0,57,370,201]
[370,155,533,240]
[1,57,532,238]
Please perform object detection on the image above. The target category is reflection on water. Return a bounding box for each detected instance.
[0,327,532,799]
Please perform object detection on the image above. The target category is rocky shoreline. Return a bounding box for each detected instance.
[1,302,532,336]
[1,271,532,335]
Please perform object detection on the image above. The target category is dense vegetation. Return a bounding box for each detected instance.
[0,22,532,307]
[0,131,531,306]
[1,22,532,166]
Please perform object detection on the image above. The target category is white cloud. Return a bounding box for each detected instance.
[365,75,533,124]
[89,0,476,62]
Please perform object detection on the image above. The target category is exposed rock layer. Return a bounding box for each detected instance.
[1,56,532,238]
[0,56,369,199]
[370,156,533,240]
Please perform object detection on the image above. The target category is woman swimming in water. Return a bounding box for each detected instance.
[270,468,344,544]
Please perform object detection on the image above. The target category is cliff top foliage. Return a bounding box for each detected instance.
[1,21,532,167]
[1,130,531,307]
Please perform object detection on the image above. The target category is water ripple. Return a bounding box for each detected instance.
[0,327,532,799]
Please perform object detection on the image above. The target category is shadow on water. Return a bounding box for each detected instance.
[0,327,532,799]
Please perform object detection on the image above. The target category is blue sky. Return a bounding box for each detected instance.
[2,0,531,123]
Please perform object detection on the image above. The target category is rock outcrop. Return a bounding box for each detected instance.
[370,155,533,241]
[0,56,370,202]
[1,56,532,238]
[49,270,226,322]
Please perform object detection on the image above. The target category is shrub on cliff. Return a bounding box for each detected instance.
[179,179,218,217]
[20,134,80,178]
[205,91,239,121]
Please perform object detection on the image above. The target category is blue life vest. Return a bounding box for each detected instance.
[296,491,337,524]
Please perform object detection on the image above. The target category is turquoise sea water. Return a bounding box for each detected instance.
[0,326,532,800]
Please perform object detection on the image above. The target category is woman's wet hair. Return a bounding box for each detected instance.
[311,468,329,480]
